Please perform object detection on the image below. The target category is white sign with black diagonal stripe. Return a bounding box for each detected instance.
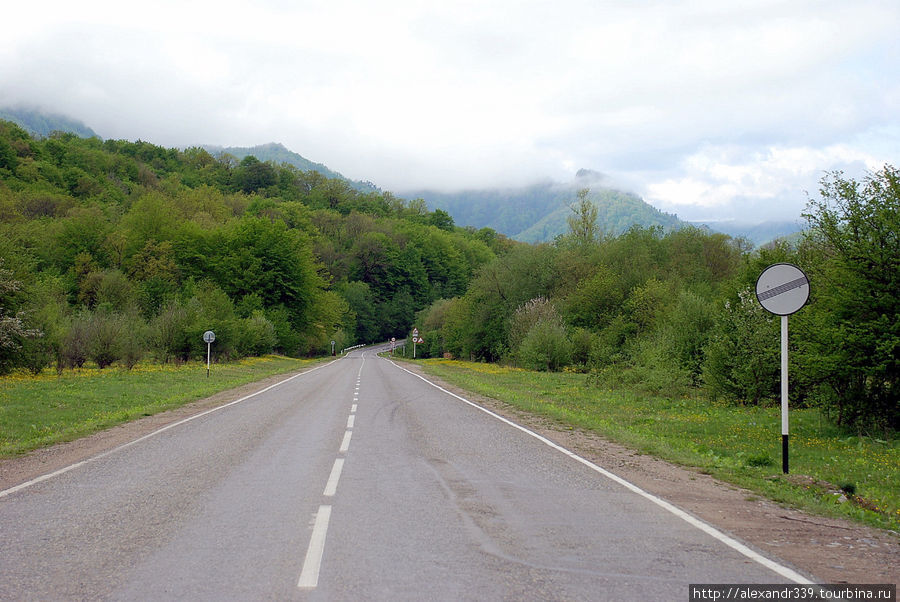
[755,263,809,316]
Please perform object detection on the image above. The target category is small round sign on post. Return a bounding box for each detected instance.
[755,263,809,475]
[755,263,809,316]
[202,331,215,378]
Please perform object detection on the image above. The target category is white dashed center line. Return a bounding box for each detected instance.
[297,505,332,589]
[323,458,344,497]
[298,352,367,590]
[339,430,352,453]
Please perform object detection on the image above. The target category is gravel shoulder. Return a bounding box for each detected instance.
[1,364,897,585]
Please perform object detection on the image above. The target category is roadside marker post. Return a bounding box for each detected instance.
[755,263,809,474]
[203,330,216,378]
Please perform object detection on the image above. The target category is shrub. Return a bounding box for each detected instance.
[518,320,571,372]
[86,311,124,369]
[236,311,277,357]
[509,297,573,370]
[702,288,778,404]
[61,313,91,369]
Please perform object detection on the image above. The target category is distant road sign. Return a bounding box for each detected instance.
[756,263,809,316]
[412,328,419,337]
[203,330,216,343]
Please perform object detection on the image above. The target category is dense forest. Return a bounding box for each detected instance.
[415,166,899,433]
[0,120,505,372]
[0,118,896,433]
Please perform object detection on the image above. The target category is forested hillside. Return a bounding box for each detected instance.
[416,165,899,432]
[0,120,504,373]
[206,142,379,193]
[0,116,895,432]
[402,174,683,242]
[0,107,97,139]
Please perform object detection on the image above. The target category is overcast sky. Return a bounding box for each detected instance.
[3,0,898,222]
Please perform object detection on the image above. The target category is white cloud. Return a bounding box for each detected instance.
[643,142,887,220]
[1,0,898,219]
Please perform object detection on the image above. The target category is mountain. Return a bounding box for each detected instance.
[0,108,803,244]
[205,142,379,193]
[692,220,805,247]
[0,107,98,138]
[401,171,684,242]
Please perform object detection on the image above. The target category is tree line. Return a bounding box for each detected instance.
[1,118,895,432]
[415,168,899,433]
[0,120,503,373]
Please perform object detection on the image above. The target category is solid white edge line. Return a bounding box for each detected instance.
[387,358,814,585]
[323,458,344,497]
[298,505,332,588]
[339,430,352,453]
[0,358,344,500]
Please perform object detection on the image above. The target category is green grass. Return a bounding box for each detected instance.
[415,358,900,532]
[0,355,320,458]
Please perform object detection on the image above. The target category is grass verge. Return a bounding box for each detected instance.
[415,358,900,532]
[0,355,320,458]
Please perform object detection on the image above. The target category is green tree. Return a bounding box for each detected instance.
[702,288,779,404]
[566,188,598,245]
[234,156,277,194]
[340,281,378,343]
[0,258,42,373]
[800,165,900,431]
[428,208,455,231]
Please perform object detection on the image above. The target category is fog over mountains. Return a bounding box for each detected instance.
[2,107,803,245]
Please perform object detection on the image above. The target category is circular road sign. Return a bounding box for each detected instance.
[203,330,216,343]
[756,263,810,316]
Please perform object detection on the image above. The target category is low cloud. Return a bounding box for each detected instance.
[1,0,898,222]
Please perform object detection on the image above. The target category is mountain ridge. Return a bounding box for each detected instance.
[400,179,685,242]
[0,106,98,138]
[204,142,380,193]
[1,107,803,244]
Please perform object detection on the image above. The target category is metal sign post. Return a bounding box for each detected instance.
[331,340,336,356]
[412,328,419,358]
[755,264,809,474]
[203,330,216,378]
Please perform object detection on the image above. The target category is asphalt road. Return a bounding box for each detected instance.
[0,346,808,600]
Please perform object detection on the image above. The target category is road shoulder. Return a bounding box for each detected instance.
[399,361,898,586]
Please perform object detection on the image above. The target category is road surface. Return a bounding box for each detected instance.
[0,346,809,600]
